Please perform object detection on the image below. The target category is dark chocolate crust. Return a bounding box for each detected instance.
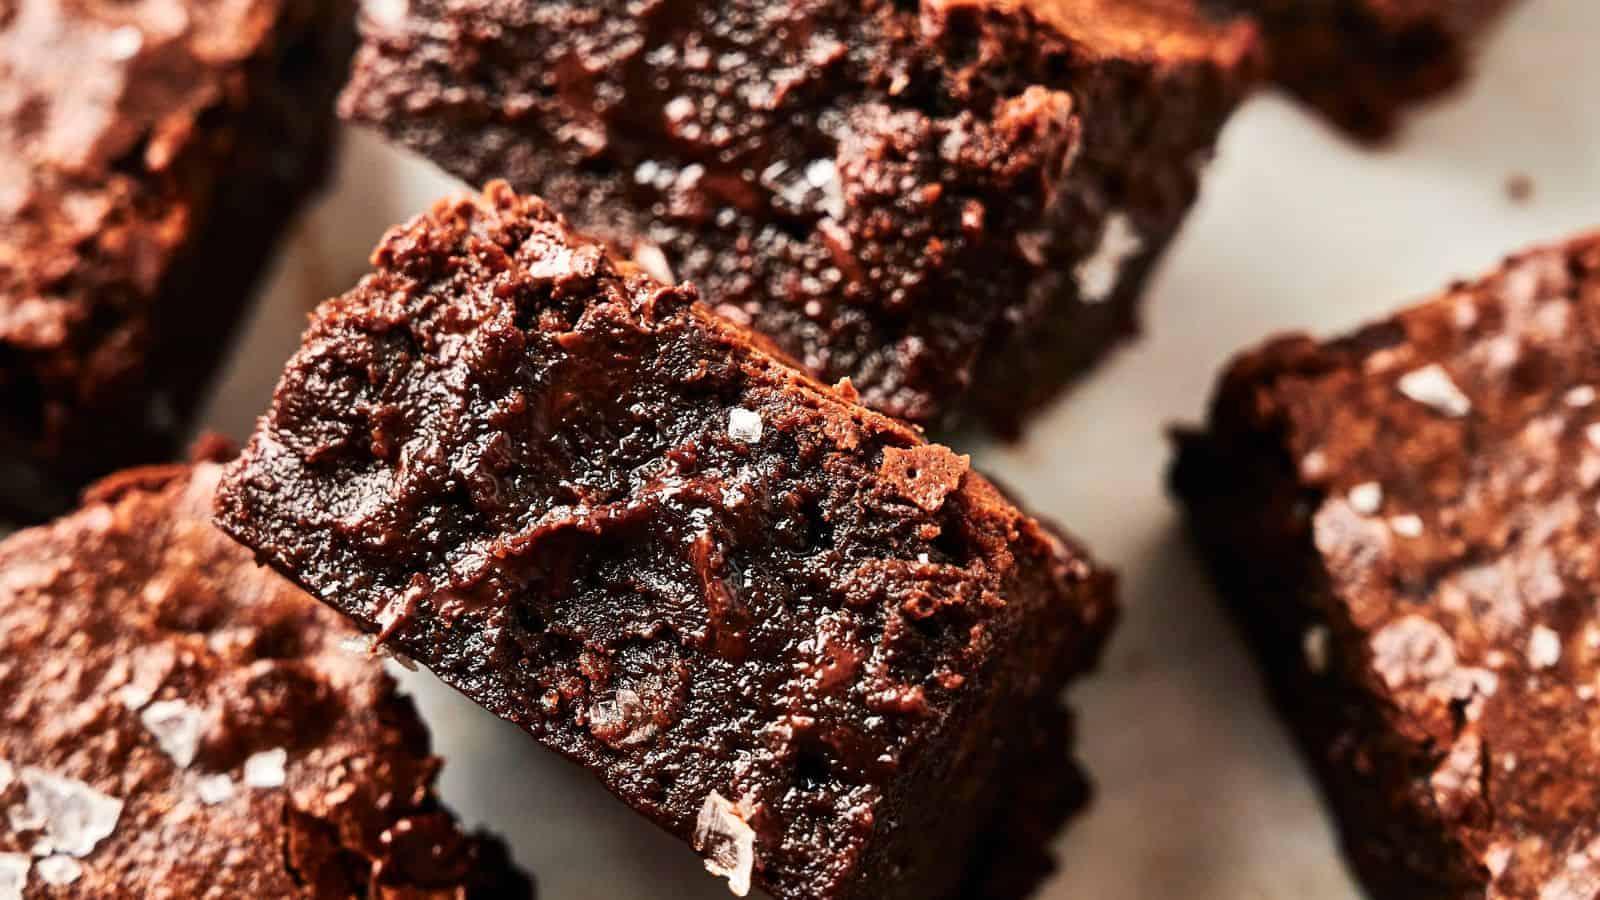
[339,0,1259,433]
[1218,0,1513,139]
[0,457,532,898]
[1174,233,1600,897]
[0,0,355,521]
[215,183,1117,900]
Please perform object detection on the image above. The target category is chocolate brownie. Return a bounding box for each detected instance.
[339,0,1259,433]
[1173,232,1600,897]
[0,0,355,520]
[1218,0,1514,139]
[0,454,532,898]
[214,183,1117,900]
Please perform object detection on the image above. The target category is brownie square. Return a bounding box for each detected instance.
[214,183,1117,900]
[0,0,355,520]
[0,454,531,898]
[1173,233,1600,897]
[1219,0,1515,139]
[339,0,1259,432]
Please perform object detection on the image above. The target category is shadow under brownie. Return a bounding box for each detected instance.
[1174,232,1600,898]
[214,182,1117,900]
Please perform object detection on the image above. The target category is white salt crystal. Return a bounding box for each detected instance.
[1390,515,1424,538]
[727,408,763,444]
[34,855,80,887]
[1528,625,1562,669]
[1074,213,1142,303]
[17,768,122,858]
[693,792,755,897]
[1398,364,1471,417]
[1348,482,1383,515]
[1567,385,1597,407]
[243,749,288,789]
[139,700,207,768]
[195,774,235,806]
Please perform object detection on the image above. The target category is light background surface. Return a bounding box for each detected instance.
[203,1,1600,895]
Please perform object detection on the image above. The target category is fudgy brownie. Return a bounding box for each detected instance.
[0,454,532,898]
[339,0,1259,433]
[1173,233,1600,898]
[1218,0,1514,139]
[215,183,1117,900]
[0,0,355,520]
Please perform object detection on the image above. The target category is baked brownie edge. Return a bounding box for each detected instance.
[1173,232,1600,898]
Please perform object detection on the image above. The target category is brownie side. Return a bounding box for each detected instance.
[339,0,1258,433]
[214,183,1117,900]
[1219,0,1514,139]
[1173,233,1600,898]
[0,0,355,521]
[0,457,532,899]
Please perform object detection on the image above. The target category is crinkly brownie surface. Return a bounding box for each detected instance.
[0,0,353,518]
[216,183,1117,900]
[0,459,531,898]
[1174,233,1600,897]
[340,0,1258,432]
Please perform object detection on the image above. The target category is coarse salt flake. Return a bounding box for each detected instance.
[1567,386,1597,407]
[1302,626,1331,674]
[34,855,80,887]
[1348,482,1383,515]
[727,408,763,444]
[17,768,122,858]
[693,792,755,897]
[1398,364,1471,417]
[1074,213,1142,304]
[1528,625,1562,669]
[0,853,28,900]
[1390,515,1424,538]
[196,774,235,806]
[243,749,288,789]
[139,700,207,768]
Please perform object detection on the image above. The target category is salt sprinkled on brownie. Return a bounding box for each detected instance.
[15,768,123,858]
[694,792,756,897]
[242,749,288,789]
[1398,364,1472,417]
[0,853,28,900]
[727,408,763,444]
[1528,625,1563,669]
[1075,213,1143,304]
[195,774,236,806]
[1348,482,1383,515]
[33,855,81,886]
[138,699,208,768]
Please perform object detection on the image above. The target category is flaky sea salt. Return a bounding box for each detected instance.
[693,792,755,897]
[804,159,845,220]
[1348,482,1383,515]
[632,242,675,284]
[114,684,152,712]
[363,0,409,30]
[1528,625,1562,669]
[34,855,80,887]
[1567,385,1597,407]
[243,749,288,789]
[1302,626,1331,674]
[105,25,143,61]
[727,408,763,444]
[196,774,236,806]
[1074,213,1142,303]
[17,768,122,858]
[0,853,28,900]
[1390,515,1424,538]
[1397,364,1471,417]
[139,700,207,768]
